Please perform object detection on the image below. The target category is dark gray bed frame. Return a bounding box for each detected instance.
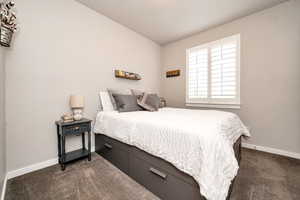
[95,134,241,200]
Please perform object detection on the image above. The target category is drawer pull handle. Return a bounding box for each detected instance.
[104,143,112,149]
[149,167,167,179]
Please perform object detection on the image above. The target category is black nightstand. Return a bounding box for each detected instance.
[55,118,92,170]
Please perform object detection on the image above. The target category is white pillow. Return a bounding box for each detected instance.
[99,91,114,111]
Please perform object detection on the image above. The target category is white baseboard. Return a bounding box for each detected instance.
[7,146,96,180]
[7,158,58,180]
[242,142,300,160]
[1,174,8,200]
[7,143,298,181]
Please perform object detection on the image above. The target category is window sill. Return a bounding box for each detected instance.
[186,103,240,109]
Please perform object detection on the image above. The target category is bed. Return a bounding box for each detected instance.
[94,104,249,200]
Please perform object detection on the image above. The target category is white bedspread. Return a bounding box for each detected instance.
[94,107,250,200]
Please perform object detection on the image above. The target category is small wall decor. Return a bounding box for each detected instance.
[115,69,141,80]
[166,70,180,78]
[0,1,18,47]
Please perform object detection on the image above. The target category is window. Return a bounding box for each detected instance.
[186,34,240,108]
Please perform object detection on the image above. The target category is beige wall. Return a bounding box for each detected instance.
[0,48,6,194]
[5,0,161,171]
[4,0,300,173]
[161,0,300,154]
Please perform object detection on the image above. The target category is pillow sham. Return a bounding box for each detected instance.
[107,89,131,110]
[112,94,143,112]
[99,91,115,111]
[137,93,160,111]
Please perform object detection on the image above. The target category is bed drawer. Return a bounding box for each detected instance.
[129,156,203,200]
[131,147,198,187]
[95,134,130,174]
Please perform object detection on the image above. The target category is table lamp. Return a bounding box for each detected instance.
[70,95,84,121]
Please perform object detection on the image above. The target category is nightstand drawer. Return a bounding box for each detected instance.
[62,123,90,135]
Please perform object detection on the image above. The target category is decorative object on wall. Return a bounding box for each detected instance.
[115,69,141,80]
[70,95,85,121]
[166,69,180,78]
[0,1,18,47]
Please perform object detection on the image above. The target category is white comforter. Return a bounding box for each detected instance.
[94,107,250,200]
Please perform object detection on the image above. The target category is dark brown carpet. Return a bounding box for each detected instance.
[5,149,300,200]
[231,149,300,200]
[5,154,160,200]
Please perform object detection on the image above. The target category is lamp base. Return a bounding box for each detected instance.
[72,109,83,121]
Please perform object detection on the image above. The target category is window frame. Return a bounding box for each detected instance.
[185,34,241,109]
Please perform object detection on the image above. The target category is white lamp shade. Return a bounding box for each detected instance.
[70,95,84,108]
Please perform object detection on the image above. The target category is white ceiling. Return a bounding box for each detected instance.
[76,0,287,45]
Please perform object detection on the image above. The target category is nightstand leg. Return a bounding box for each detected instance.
[57,125,62,164]
[61,135,66,170]
[88,130,91,161]
[82,132,85,150]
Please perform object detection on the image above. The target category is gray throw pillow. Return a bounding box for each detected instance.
[112,94,143,112]
[159,97,167,108]
[107,89,131,110]
[137,93,160,111]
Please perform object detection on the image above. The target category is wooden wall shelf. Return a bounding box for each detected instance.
[115,70,141,80]
[166,70,180,78]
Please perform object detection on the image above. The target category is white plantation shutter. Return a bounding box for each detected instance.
[211,42,237,99]
[186,34,240,107]
[188,48,208,98]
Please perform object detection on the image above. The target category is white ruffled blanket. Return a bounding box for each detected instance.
[94,107,250,200]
